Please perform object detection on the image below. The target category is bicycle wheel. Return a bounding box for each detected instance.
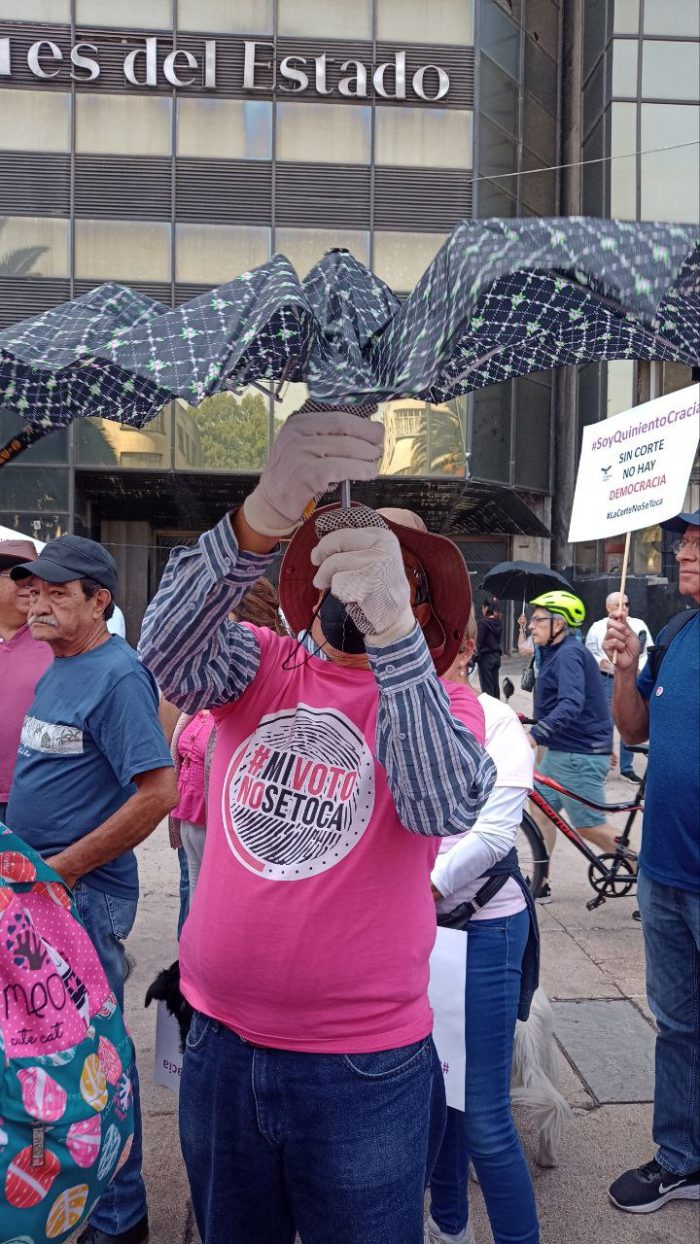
[516,811,549,897]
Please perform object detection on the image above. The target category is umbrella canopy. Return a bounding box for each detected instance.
[482,560,573,602]
[0,217,698,467]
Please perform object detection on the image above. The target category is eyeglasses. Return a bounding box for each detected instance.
[529,614,553,625]
[672,537,700,554]
[0,570,15,578]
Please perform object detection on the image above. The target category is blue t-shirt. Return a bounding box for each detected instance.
[637,612,700,893]
[6,636,172,898]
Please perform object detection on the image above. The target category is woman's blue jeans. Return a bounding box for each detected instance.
[637,869,700,1175]
[429,909,539,1244]
[179,1017,446,1244]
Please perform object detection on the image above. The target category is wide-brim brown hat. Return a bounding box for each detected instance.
[0,539,37,570]
[279,504,471,675]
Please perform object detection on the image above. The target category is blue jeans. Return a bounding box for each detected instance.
[637,870,700,1175]
[180,1017,446,1244]
[74,882,147,1234]
[177,846,190,939]
[430,909,539,1244]
[602,673,634,772]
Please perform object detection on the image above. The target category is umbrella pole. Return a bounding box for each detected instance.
[340,480,351,509]
[612,531,632,666]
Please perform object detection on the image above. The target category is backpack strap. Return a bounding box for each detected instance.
[646,609,698,684]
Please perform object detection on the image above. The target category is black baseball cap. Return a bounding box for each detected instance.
[661,509,700,533]
[11,535,118,597]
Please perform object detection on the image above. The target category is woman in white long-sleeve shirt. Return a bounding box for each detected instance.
[426,616,540,1244]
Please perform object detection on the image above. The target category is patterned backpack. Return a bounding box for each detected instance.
[0,826,135,1243]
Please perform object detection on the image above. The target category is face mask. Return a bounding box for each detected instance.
[317,591,366,654]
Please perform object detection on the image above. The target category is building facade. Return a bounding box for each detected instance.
[0,0,697,638]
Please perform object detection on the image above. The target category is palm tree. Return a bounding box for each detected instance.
[0,218,47,276]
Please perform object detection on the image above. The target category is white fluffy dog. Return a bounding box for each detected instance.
[510,988,573,1167]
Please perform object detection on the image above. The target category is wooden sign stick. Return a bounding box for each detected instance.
[612,530,632,666]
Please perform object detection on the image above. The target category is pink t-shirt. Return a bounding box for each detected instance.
[172,711,215,825]
[179,626,485,1053]
[0,625,53,803]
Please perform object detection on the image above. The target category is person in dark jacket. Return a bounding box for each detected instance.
[525,591,622,867]
[475,599,503,699]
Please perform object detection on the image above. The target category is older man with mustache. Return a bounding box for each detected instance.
[7,534,177,1244]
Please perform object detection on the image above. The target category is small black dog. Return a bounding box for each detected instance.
[145,960,193,1052]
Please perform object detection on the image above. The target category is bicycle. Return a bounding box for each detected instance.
[514,717,646,912]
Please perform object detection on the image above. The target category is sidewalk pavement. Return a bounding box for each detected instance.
[119,655,698,1244]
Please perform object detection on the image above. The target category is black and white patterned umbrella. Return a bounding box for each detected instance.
[0,217,698,467]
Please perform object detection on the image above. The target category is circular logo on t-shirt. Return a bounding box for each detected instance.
[220,704,375,880]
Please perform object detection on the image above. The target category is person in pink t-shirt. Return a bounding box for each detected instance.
[140,412,496,1244]
[0,539,53,820]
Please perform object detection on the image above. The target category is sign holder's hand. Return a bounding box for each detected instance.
[603,613,640,674]
[311,525,415,645]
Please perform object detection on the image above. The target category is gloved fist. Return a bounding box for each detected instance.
[311,526,416,646]
[242,412,384,538]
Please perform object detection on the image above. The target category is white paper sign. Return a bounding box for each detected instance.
[153,1000,183,1093]
[568,383,699,543]
[428,927,467,1112]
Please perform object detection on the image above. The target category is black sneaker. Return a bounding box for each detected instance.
[535,881,553,904]
[77,1214,149,1244]
[620,769,642,785]
[609,1159,700,1213]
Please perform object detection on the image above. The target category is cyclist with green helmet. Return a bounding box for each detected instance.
[525,590,623,883]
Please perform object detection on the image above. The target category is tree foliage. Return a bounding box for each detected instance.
[188,392,269,470]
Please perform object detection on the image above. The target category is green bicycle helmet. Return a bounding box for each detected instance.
[529,590,586,627]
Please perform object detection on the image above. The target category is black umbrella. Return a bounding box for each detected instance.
[482,560,573,605]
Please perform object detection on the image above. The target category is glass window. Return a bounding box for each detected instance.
[643,0,700,38]
[75,0,171,27]
[0,407,69,464]
[514,377,550,491]
[480,0,519,78]
[373,231,447,292]
[76,94,172,156]
[177,0,272,34]
[470,383,511,483]
[521,149,556,215]
[611,38,638,95]
[581,119,604,216]
[74,418,121,466]
[0,90,71,153]
[0,0,68,17]
[75,416,170,467]
[275,229,369,277]
[606,360,635,417]
[583,56,605,137]
[478,117,517,176]
[524,37,558,114]
[272,381,309,436]
[175,223,270,284]
[279,0,372,39]
[640,104,700,222]
[609,102,637,218]
[642,41,700,101]
[524,0,560,62]
[0,216,69,278]
[523,92,557,161]
[613,0,639,34]
[174,391,269,472]
[0,466,69,512]
[476,179,517,217]
[377,0,473,45]
[583,0,607,79]
[276,103,371,164]
[480,57,519,135]
[177,99,271,160]
[375,107,472,169]
[75,219,171,281]
[377,398,466,478]
[0,511,68,542]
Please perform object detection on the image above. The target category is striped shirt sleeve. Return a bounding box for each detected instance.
[138,514,276,713]
[367,625,497,836]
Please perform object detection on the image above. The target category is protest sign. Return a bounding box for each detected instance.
[153,1000,182,1093]
[428,927,467,1112]
[568,383,699,544]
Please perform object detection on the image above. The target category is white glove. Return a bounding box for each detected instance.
[311,526,416,646]
[242,412,384,538]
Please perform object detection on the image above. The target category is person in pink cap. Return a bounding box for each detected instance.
[0,538,53,822]
[140,411,496,1244]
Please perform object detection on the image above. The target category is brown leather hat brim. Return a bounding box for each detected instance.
[279,504,471,676]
